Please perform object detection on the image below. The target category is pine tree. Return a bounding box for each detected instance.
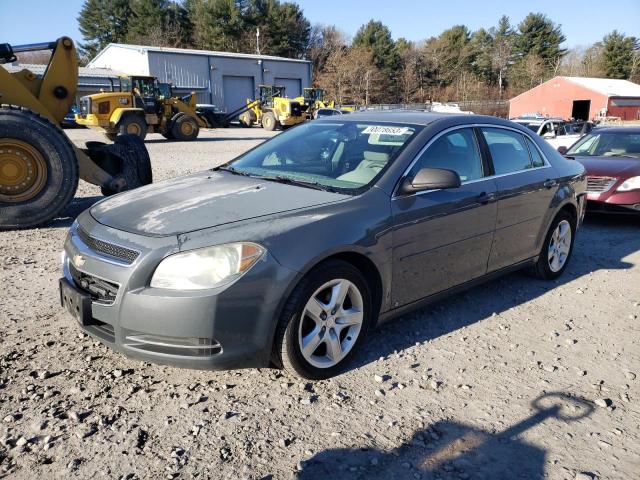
[514,13,566,66]
[77,0,133,58]
[600,30,639,79]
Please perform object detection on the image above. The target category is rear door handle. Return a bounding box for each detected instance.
[543,179,557,189]
[477,192,496,204]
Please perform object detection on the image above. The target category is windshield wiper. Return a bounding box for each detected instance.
[216,166,253,176]
[271,175,335,192]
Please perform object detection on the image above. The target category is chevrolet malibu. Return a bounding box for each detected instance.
[60,112,587,379]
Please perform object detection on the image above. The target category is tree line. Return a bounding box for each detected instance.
[78,0,640,106]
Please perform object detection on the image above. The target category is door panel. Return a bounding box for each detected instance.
[391,180,498,306]
[222,76,254,117]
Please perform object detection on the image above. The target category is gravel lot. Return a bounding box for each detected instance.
[1,127,639,480]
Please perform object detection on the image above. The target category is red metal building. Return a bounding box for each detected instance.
[509,76,640,121]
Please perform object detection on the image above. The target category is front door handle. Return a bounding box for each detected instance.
[543,179,557,189]
[477,192,496,204]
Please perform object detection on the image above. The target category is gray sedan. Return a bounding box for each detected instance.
[60,112,587,379]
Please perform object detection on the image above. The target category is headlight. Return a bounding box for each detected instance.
[150,242,265,290]
[617,176,640,192]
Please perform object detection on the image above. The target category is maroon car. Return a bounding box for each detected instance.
[565,127,640,214]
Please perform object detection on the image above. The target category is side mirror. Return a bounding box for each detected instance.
[557,146,568,155]
[399,167,461,195]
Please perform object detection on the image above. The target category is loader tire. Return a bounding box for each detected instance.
[0,105,79,229]
[98,134,152,196]
[171,113,199,141]
[117,115,147,141]
[262,111,277,131]
[239,112,254,128]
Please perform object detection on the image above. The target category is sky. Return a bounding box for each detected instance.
[1,0,639,49]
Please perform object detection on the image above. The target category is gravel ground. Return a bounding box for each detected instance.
[1,127,639,480]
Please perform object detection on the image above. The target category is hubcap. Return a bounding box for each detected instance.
[298,279,364,369]
[548,220,572,272]
[127,123,141,135]
[180,121,194,135]
[0,139,48,203]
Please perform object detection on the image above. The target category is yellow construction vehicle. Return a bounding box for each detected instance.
[0,37,152,229]
[296,88,334,116]
[238,85,306,131]
[75,76,220,141]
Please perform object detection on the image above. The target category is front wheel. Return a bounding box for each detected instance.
[273,260,372,379]
[532,211,576,280]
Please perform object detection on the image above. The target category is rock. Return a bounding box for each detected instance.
[374,389,385,397]
[374,375,385,383]
[69,411,81,422]
[575,472,598,480]
[594,398,612,408]
[15,436,28,447]
[113,369,123,378]
[279,438,291,448]
[624,371,636,381]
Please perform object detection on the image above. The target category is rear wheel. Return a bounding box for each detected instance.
[239,112,254,128]
[117,115,147,141]
[0,105,79,229]
[532,211,575,280]
[273,260,372,379]
[171,114,199,141]
[262,111,277,131]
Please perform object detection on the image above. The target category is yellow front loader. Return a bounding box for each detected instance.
[76,76,217,141]
[238,85,306,131]
[0,37,152,229]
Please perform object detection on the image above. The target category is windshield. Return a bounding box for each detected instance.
[567,131,640,158]
[225,121,419,192]
[523,123,540,133]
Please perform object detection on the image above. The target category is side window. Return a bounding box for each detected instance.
[525,137,546,167]
[410,128,483,182]
[481,128,533,175]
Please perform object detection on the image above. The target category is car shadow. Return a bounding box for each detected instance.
[348,214,640,372]
[50,195,103,229]
[295,392,595,480]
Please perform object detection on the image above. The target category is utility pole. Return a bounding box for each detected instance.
[256,28,260,55]
[365,70,370,106]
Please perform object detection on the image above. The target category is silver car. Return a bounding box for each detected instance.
[60,112,586,379]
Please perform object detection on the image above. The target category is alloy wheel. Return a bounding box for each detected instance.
[298,279,364,369]
[548,219,572,272]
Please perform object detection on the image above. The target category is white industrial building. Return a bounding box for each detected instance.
[87,43,313,113]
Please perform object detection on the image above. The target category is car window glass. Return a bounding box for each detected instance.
[410,128,483,182]
[230,122,418,191]
[525,137,545,168]
[481,128,534,174]
[539,123,552,135]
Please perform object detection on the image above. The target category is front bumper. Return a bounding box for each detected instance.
[60,212,299,370]
[586,189,640,214]
[75,113,110,128]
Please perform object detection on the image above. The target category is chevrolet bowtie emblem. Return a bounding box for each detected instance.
[72,254,86,267]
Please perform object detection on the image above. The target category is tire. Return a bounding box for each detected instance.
[117,115,147,141]
[171,114,199,141]
[262,111,277,131]
[161,130,175,140]
[98,134,152,196]
[0,105,79,229]
[104,132,118,142]
[531,210,576,280]
[272,260,372,379]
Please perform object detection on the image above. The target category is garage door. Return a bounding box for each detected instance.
[222,75,255,117]
[275,78,302,98]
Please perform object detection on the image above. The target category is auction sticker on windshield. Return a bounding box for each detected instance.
[362,125,410,136]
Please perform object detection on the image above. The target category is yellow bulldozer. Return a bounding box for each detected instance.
[0,37,152,229]
[238,85,306,130]
[75,76,226,141]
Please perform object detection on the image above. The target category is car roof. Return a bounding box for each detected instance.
[314,110,511,126]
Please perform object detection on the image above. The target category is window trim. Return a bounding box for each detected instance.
[393,123,551,199]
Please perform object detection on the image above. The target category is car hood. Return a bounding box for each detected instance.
[573,156,640,177]
[90,170,349,236]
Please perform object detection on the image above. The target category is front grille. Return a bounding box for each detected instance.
[69,263,119,305]
[77,227,139,264]
[586,176,616,193]
[122,329,222,357]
